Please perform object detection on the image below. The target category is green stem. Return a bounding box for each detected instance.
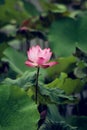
[36,67,40,104]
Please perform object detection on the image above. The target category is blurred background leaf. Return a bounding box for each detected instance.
[22,0,39,16]
[46,56,76,81]
[39,0,67,13]
[48,13,87,56]
[2,47,35,74]
[0,0,5,5]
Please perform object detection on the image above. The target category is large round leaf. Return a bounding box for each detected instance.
[0,84,39,130]
[48,13,87,56]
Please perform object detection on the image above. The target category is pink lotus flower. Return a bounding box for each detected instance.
[25,45,58,68]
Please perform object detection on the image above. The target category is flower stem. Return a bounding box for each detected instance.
[36,67,40,104]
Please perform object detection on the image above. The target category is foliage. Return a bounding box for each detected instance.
[73,47,87,79]
[0,0,87,130]
[3,71,77,104]
[45,72,84,95]
[48,14,87,56]
[2,47,35,74]
[0,84,39,130]
[45,56,76,80]
[0,0,39,25]
[39,0,67,13]
[39,104,87,130]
